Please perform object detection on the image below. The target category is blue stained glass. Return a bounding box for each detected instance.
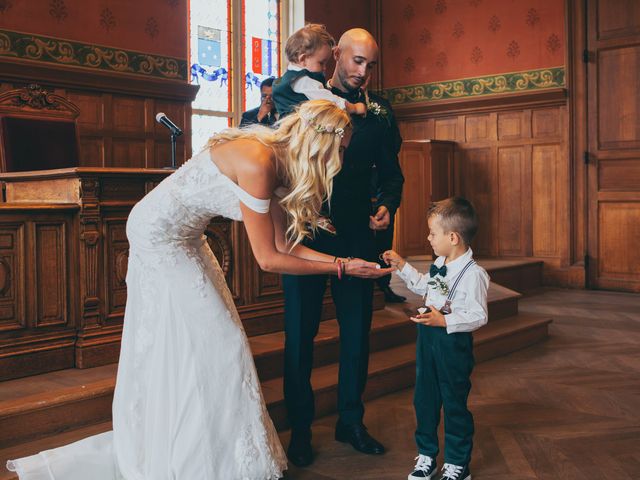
[198,38,221,67]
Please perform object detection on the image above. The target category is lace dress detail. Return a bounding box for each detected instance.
[7,149,286,480]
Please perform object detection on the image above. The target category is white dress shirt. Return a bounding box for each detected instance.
[288,64,347,110]
[395,248,490,334]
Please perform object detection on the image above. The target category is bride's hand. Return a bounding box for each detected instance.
[344,258,395,278]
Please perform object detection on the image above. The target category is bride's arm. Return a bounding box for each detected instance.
[235,146,385,276]
[269,198,336,262]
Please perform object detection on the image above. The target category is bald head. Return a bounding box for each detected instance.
[332,28,378,92]
[337,28,378,51]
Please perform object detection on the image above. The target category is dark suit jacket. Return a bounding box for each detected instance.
[240,107,277,127]
[326,88,404,237]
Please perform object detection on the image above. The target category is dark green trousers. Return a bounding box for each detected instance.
[414,324,475,466]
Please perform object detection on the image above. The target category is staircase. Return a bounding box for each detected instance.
[0,259,551,478]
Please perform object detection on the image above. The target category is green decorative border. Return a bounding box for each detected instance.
[0,29,188,81]
[384,66,565,105]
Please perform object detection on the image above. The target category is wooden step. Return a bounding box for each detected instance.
[0,282,528,449]
[474,313,553,362]
[478,258,544,293]
[394,257,544,294]
[253,306,415,382]
[0,310,553,476]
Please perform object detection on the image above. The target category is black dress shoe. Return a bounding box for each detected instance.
[380,285,407,303]
[334,421,385,455]
[287,428,313,467]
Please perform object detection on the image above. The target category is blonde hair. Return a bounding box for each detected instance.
[285,23,335,63]
[206,100,351,247]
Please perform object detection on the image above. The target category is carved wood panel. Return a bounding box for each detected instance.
[0,224,25,331]
[34,223,67,327]
[104,218,128,323]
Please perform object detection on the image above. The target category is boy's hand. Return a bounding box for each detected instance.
[410,305,447,327]
[382,250,405,270]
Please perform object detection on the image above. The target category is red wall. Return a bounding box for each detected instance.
[380,0,565,88]
[305,0,373,43]
[0,0,187,59]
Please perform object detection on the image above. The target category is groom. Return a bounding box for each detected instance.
[282,28,404,467]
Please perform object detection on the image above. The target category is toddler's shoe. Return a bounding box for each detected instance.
[408,454,437,479]
[437,463,471,480]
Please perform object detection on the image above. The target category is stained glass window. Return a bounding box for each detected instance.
[189,0,281,153]
[190,1,231,112]
[243,0,280,112]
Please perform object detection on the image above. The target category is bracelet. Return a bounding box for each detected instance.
[337,259,343,280]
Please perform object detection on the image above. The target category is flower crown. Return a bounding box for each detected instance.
[300,113,345,139]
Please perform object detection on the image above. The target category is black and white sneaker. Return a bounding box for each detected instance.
[437,463,471,480]
[408,454,437,479]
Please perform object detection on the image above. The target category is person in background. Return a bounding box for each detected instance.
[240,76,278,127]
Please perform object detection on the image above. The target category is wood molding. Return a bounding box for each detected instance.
[0,58,199,102]
[394,88,568,120]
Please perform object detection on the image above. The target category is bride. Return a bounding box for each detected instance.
[7,99,390,480]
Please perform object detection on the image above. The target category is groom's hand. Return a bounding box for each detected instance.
[345,258,394,278]
[369,206,390,230]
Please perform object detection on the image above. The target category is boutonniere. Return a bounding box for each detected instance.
[363,90,390,124]
[427,276,449,296]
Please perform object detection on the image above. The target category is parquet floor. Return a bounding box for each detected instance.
[281,287,640,479]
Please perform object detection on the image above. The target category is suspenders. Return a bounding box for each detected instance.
[431,259,476,315]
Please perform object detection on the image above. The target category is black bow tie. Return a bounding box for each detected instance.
[429,264,447,278]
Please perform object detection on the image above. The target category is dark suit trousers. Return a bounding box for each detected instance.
[283,228,375,430]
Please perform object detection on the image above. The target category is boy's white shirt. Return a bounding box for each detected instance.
[395,247,490,334]
[288,64,347,110]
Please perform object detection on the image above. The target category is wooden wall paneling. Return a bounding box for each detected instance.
[497,111,524,141]
[111,140,146,168]
[434,117,458,141]
[597,201,640,284]
[111,96,146,136]
[568,0,588,285]
[458,147,494,256]
[396,142,428,256]
[532,144,560,257]
[395,141,454,257]
[497,146,528,256]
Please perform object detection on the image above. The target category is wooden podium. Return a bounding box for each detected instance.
[0,168,171,379]
[394,140,455,257]
[0,167,384,380]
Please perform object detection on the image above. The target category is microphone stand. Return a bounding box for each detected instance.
[170,133,178,170]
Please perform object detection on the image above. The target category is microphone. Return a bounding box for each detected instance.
[155,112,183,136]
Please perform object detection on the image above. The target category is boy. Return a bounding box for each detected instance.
[383,197,489,480]
[273,23,366,117]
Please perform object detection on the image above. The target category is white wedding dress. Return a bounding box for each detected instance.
[7,149,288,480]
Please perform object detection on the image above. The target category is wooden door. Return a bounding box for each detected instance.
[587,0,640,292]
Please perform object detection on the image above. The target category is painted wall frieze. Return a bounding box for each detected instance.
[0,28,187,81]
[384,66,565,105]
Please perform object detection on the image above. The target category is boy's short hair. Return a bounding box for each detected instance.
[285,23,335,63]
[428,197,479,246]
